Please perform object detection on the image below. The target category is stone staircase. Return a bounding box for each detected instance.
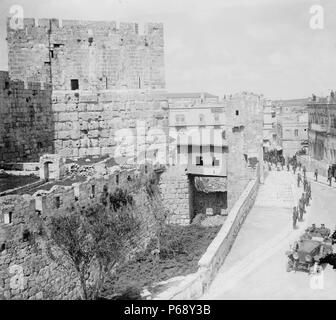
[254,170,295,208]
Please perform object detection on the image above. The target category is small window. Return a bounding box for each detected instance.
[177,145,181,154]
[4,212,12,224]
[196,156,203,166]
[212,157,219,166]
[222,130,226,139]
[235,110,239,116]
[116,174,119,185]
[55,196,61,209]
[50,50,54,58]
[4,81,9,90]
[71,79,79,90]
[22,229,30,242]
[0,243,6,252]
[145,165,148,174]
[91,185,95,197]
[294,129,299,137]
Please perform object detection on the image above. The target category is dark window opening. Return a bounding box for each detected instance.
[116,174,119,185]
[222,130,226,139]
[196,156,203,166]
[127,175,132,182]
[138,77,141,89]
[53,43,62,48]
[5,212,13,224]
[235,110,239,116]
[4,81,9,90]
[44,61,50,66]
[88,37,93,45]
[75,196,78,202]
[177,145,181,154]
[0,243,5,252]
[91,185,96,198]
[22,229,31,242]
[212,157,220,166]
[145,165,148,174]
[71,79,79,90]
[55,196,61,209]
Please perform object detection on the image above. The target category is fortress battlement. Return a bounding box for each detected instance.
[7,17,164,37]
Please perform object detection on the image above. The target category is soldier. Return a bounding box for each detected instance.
[303,166,307,179]
[328,173,332,187]
[298,200,303,221]
[299,162,302,171]
[305,191,310,206]
[307,182,312,200]
[314,169,318,181]
[297,172,302,187]
[307,223,317,233]
[319,224,331,238]
[293,207,298,229]
[293,163,297,175]
[301,193,306,213]
[287,162,290,172]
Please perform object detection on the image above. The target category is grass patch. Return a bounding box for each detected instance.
[102,224,220,298]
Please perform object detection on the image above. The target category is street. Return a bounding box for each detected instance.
[202,168,336,299]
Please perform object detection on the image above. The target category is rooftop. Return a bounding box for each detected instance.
[166,92,218,99]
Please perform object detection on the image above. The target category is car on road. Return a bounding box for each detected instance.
[286,238,333,273]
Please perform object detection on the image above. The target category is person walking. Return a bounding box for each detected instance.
[301,193,306,214]
[297,172,302,187]
[305,191,310,206]
[308,182,312,200]
[293,163,297,175]
[293,206,298,229]
[314,169,318,182]
[298,199,304,221]
[328,168,332,187]
[303,166,307,179]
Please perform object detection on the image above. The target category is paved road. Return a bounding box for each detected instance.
[202,169,336,300]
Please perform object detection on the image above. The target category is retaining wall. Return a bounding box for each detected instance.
[154,177,259,300]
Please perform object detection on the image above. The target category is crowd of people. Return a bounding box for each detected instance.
[293,167,312,229]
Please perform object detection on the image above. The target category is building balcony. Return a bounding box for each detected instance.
[187,163,227,177]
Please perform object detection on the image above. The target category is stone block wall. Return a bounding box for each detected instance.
[0,166,158,300]
[51,90,169,160]
[159,166,191,225]
[7,18,165,90]
[0,73,54,163]
[226,93,264,210]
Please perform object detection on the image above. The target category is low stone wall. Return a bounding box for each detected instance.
[154,177,259,300]
[297,155,329,177]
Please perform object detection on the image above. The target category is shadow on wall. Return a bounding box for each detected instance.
[0,78,55,163]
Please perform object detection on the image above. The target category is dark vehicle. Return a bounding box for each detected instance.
[286,238,333,273]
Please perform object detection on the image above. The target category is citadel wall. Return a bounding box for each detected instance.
[51,89,169,160]
[0,72,54,163]
[0,165,158,299]
[7,18,165,90]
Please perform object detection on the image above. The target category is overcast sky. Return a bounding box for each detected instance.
[0,0,335,99]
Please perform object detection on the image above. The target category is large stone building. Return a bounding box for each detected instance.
[262,99,277,151]
[274,99,308,158]
[307,94,336,164]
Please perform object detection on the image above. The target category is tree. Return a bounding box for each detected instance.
[47,188,141,300]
